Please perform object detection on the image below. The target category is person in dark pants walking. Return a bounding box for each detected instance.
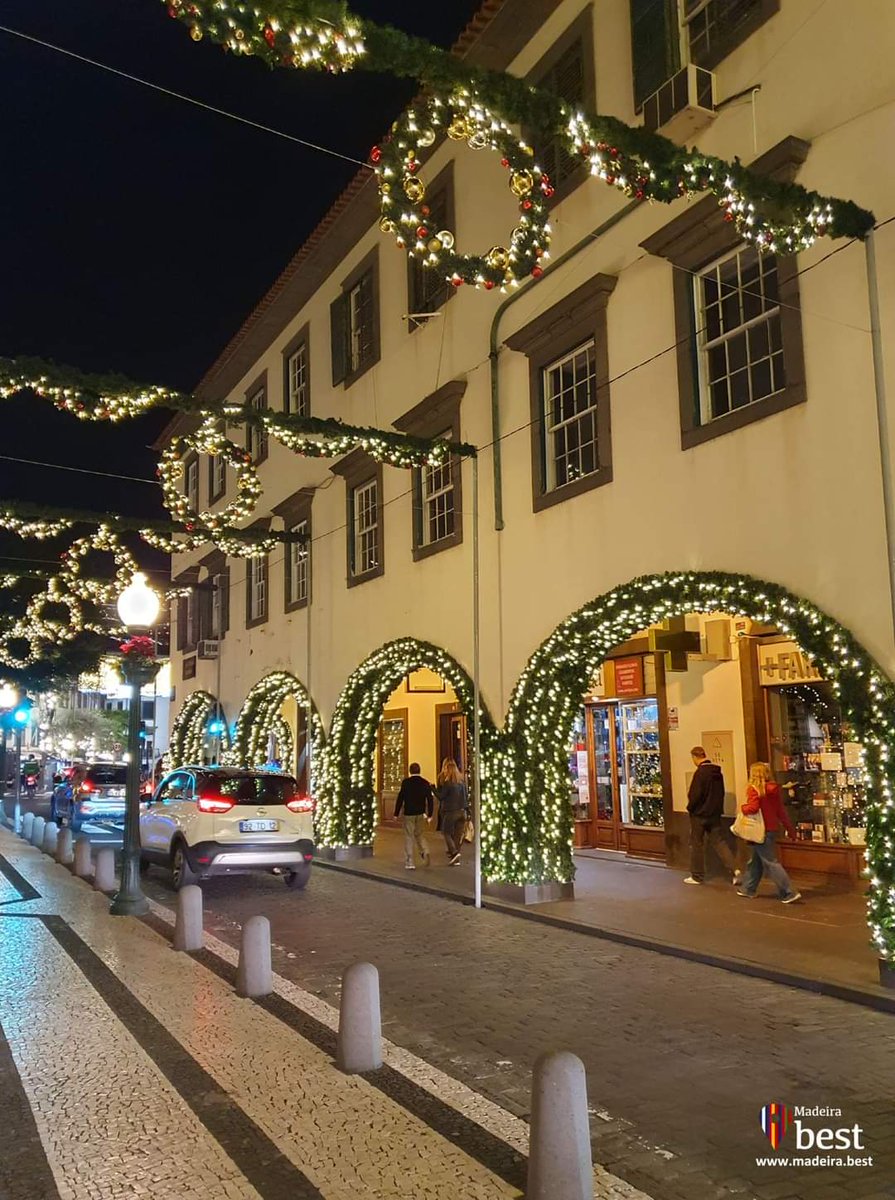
[394,762,434,870]
[435,759,468,865]
[685,746,741,885]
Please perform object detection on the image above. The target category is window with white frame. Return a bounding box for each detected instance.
[247,387,268,462]
[185,458,199,513]
[419,437,455,546]
[287,519,310,605]
[286,343,309,416]
[684,0,768,67]
[351,480,379,576]
[542,341,599,491]
[695,245,783,423]
[248,554,267,622]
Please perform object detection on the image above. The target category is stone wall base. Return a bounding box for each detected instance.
[484,880,575,905]
[334,845,373,861]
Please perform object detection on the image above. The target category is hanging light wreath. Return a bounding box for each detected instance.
[24,579,89,643]
[164,0,365,72]
[159,418,262,534]
[60,526,138,605]
[373,88,553,290]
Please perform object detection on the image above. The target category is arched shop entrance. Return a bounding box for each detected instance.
[232,671,323,793]
[502,572,895,961]
[168,690,230,767]
[316,638,491,853]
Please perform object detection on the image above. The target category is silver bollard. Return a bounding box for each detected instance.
[30,816,46,847]
[527,1051,593,1200]
[56,826,74,866]
[73,836,93,878]
[14,808,23,835]
[173,884,203,951]
[337,961,382,1074]
[236,915,272,998]
[42,821,59,855]
[21,812,34,841]
[93,846,116,892]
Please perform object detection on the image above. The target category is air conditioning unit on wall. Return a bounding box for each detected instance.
[198,639,219,660]
[643,64,716,141]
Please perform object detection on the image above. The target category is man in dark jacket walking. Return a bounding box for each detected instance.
[394,762,434,870]
[685,746,740,885]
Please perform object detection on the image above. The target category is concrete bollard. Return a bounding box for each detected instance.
[73,836,93,878]
[173,884,203,952]
[93,846,116,892]
[527,1051,593,1200]
[236,915,272,998]
[56,827,74,866]
[30,816,46,848]
[337,961,382,1074]
[42,821,59,855]
[21,812,34,841]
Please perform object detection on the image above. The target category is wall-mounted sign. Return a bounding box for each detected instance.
[757,641,823,686]
[614,657,644,698]
[667,706,680,731]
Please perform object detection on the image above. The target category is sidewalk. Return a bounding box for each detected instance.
[0,826,647,1200]
[318,829,890,1010]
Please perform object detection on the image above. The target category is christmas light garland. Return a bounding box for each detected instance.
[160,419,263,533]
[315,638,493,850]
[166,0,364,72]
[163,0,875,279]
[496,570,895,957]
[230,671,324,787]
[59,525,138,606]
[374,89,552,289]
[168,689,228,766]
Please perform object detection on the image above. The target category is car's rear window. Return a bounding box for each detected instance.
[203,773,298,805]
[86,766,127,785]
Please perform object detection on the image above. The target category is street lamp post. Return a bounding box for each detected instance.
[110,573,160,918]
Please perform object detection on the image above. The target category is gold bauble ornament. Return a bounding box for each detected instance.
[427,237,443,254]
[510,170,534,197]
[447,116,471,141]
[418,129,436,147]
[436,229,455,250]
[235,28,245,40]
[381,181,392,194]
[190,25,203,41]
[467,130,489,151]
[486,246,510,270]
[404,176,426,203]
[379,216,396,234]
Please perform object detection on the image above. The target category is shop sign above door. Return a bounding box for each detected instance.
[757,641,823,686]
[614,657,645,698]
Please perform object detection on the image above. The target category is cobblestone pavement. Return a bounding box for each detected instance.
[0,830,647,1200]
[137,863,895,1200]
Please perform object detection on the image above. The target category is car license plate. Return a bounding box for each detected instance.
[239,819,279,833]
[107,789,125,798]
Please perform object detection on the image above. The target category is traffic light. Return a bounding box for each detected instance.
[138,722,148,742]
[12,698,32,726]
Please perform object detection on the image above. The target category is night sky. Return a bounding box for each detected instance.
[0,0,482,548]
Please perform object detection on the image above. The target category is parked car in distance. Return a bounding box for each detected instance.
[50,762,129,831]
[139,766,315,891]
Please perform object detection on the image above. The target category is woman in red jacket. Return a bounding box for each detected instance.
[736,763,801,903]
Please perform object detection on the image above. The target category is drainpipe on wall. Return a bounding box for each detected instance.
[487,199,641,531]
[865,227,895,652]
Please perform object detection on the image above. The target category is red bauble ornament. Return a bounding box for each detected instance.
[370,145,382,163]
[420,205,430,216]
[451,275,463,287]
[407,159,419,172]
[605,176,615,185]
[417,226,428,238]
[531,266,544,279]
[522,199,532,210]
[542,185,555,198]
[167,5,179,17]
[263,26,276,46]
[484,280,495,290]
[723,212,735,222]
[500,157,509,168]
[636,189,644,200]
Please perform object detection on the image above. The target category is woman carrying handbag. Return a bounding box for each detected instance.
[734,762,801,903]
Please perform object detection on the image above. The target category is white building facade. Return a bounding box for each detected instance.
[162,0,895,937]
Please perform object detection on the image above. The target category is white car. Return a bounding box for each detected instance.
[139,766,315,890]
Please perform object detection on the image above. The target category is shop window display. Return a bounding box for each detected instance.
[767,683,867,846]
[620,699,663,827]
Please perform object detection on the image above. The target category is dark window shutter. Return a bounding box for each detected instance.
[536,40,586,189]
[220,570,230,635]
[630,0,680,108]
[176,597,186,651]
[330,292,349,385]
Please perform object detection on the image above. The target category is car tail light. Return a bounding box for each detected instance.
[197,794,236,814]
[80,781,93,793]
[286,795,315,813]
